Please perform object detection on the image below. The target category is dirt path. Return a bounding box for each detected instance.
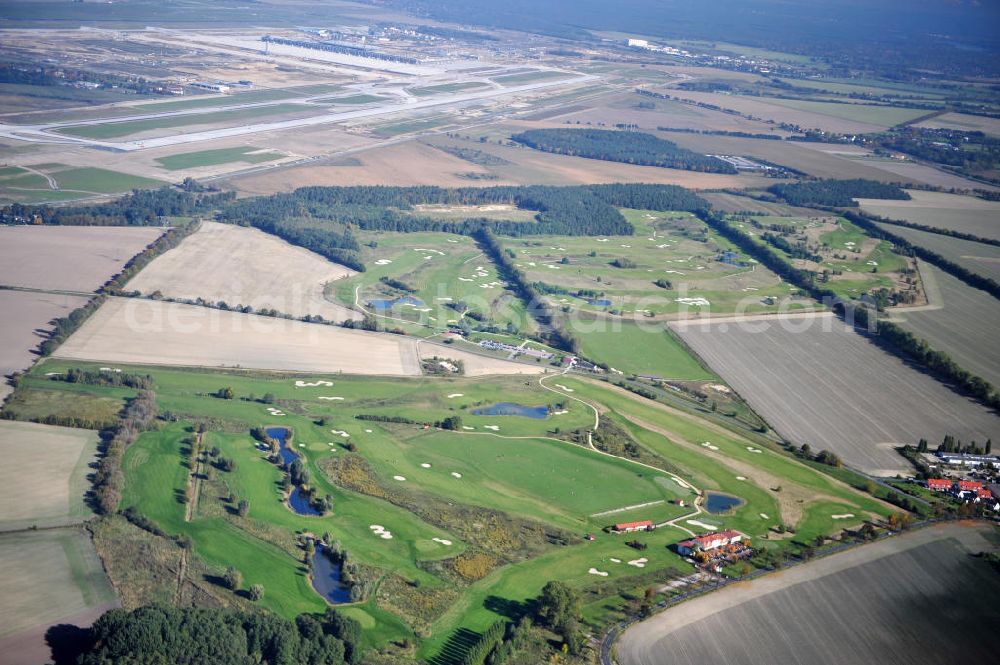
[173,549,188,606]
[19,165,58,190]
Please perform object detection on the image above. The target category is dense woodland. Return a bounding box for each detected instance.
[0,187,234,226]
[768,179,910,207]
[511,128,736,173]
[75,605,361,665]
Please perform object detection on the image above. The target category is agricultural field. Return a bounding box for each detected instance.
[0,421,99,531]
[915,111,1000,137]
[671,312,1000,475]
[617,523,1000,665]
[6,356,895,662]
[0,528,118,665]
[575,322,715,381]
[331,230,537,335]
[0,164,166,202]
[0,290,91,401]
[758,97,932,127]
[125,221,361,322]
[874,222,1000,283]
[858,190,1000,241]
[51,298,544,377]
[889,262,1000,388]
[0,225,163,292]
[154,146,285,171]
[501,210,803,318]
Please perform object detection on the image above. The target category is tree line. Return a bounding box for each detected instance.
[92,390,159,514]
[511,128,737,173]
[768,179,910,207]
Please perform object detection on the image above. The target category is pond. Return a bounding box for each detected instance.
[587,298,613,307]
[311,543,351,604]
[266,427,297,466]
[471,402,549,419]
[704,492,745,514]
[289,487,322,516]
[368,295,425,311]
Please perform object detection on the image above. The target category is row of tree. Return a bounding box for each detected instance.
[511,128,737,173]
[91,390,158,514]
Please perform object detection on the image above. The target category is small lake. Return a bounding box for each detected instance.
[704,492,744,514]
[266,427,297,466]
[471,402,548,419]
[289,487,322,516]
[311,543,351,604]
[587,298,613,307]
[368,295,424,311]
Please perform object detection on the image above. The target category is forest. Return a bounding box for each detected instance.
[511,128,736,173]
[768,179,910,207]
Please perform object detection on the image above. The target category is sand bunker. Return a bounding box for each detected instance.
[330,430,350,438]
[374,259,393,265]
[628,558,648,568]
[686,520,719,530]
[832,513,856,520]
[736,476,747,481]
[432,537,453,546]
[701,441,720,451]
[589,568,610,577]
[318,396,344,401]
[610,558,622,563]
[266,407,286,416]
[421,463,431,468]
[746,446,763,454]
[296,380,334,387]
[760,513,769,519]
[451,472,463,478]
[675,297,711,307]
[393,475,406,481]
[370,525,394,539]
[555,384,574,392]
[447,393,464,398]
[483,425,500,431]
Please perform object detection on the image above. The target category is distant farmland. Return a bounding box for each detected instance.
[890,262,1000,388]
[859,190,1000,241]
[670,312,1000,475]
[618,523,1000,665]
[874,222,1000,282]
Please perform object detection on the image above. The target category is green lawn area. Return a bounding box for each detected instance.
[50,167,166,193]
[317,94,390,105]
[155,146,285,170]
[132,84,341,113]
[577,321,715,380]
[56,103,316,139]
[374,116,453,137]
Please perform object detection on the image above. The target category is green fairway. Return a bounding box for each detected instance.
[155,146,284,170]
[577,321,715,380]
[56,103,316,139]
[16,357,898,660]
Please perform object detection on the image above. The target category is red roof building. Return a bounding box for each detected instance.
[678,530,745,555]
[927,478,952,491]
[613,520,653,533]
[958,480,983,492]
[978,488,993,500]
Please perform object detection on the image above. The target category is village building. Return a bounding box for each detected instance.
[927,478,952,492]
[677,530,745,556]
[612,520,653,534]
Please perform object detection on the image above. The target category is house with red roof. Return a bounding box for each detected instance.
[612,520,653,534]
[927,478,952,492]
[677,530,745,555]
[958,480,983,492]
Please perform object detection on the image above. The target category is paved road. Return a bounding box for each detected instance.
[0,74,596,152]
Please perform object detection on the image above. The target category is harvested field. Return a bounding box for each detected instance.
[889,262,1000,388]
[618,523,1000,665]
[0,225,163,291]
[915,111,1000,137]
[0,528,117,665]
[416,343,545,377]
[0,421,99,531]
[53,298,542,377]
[0,290,91,401]
[670,312,1000,475]
[858,190,1000,241]
[125,221,361,321]
[875,222,1000,283]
